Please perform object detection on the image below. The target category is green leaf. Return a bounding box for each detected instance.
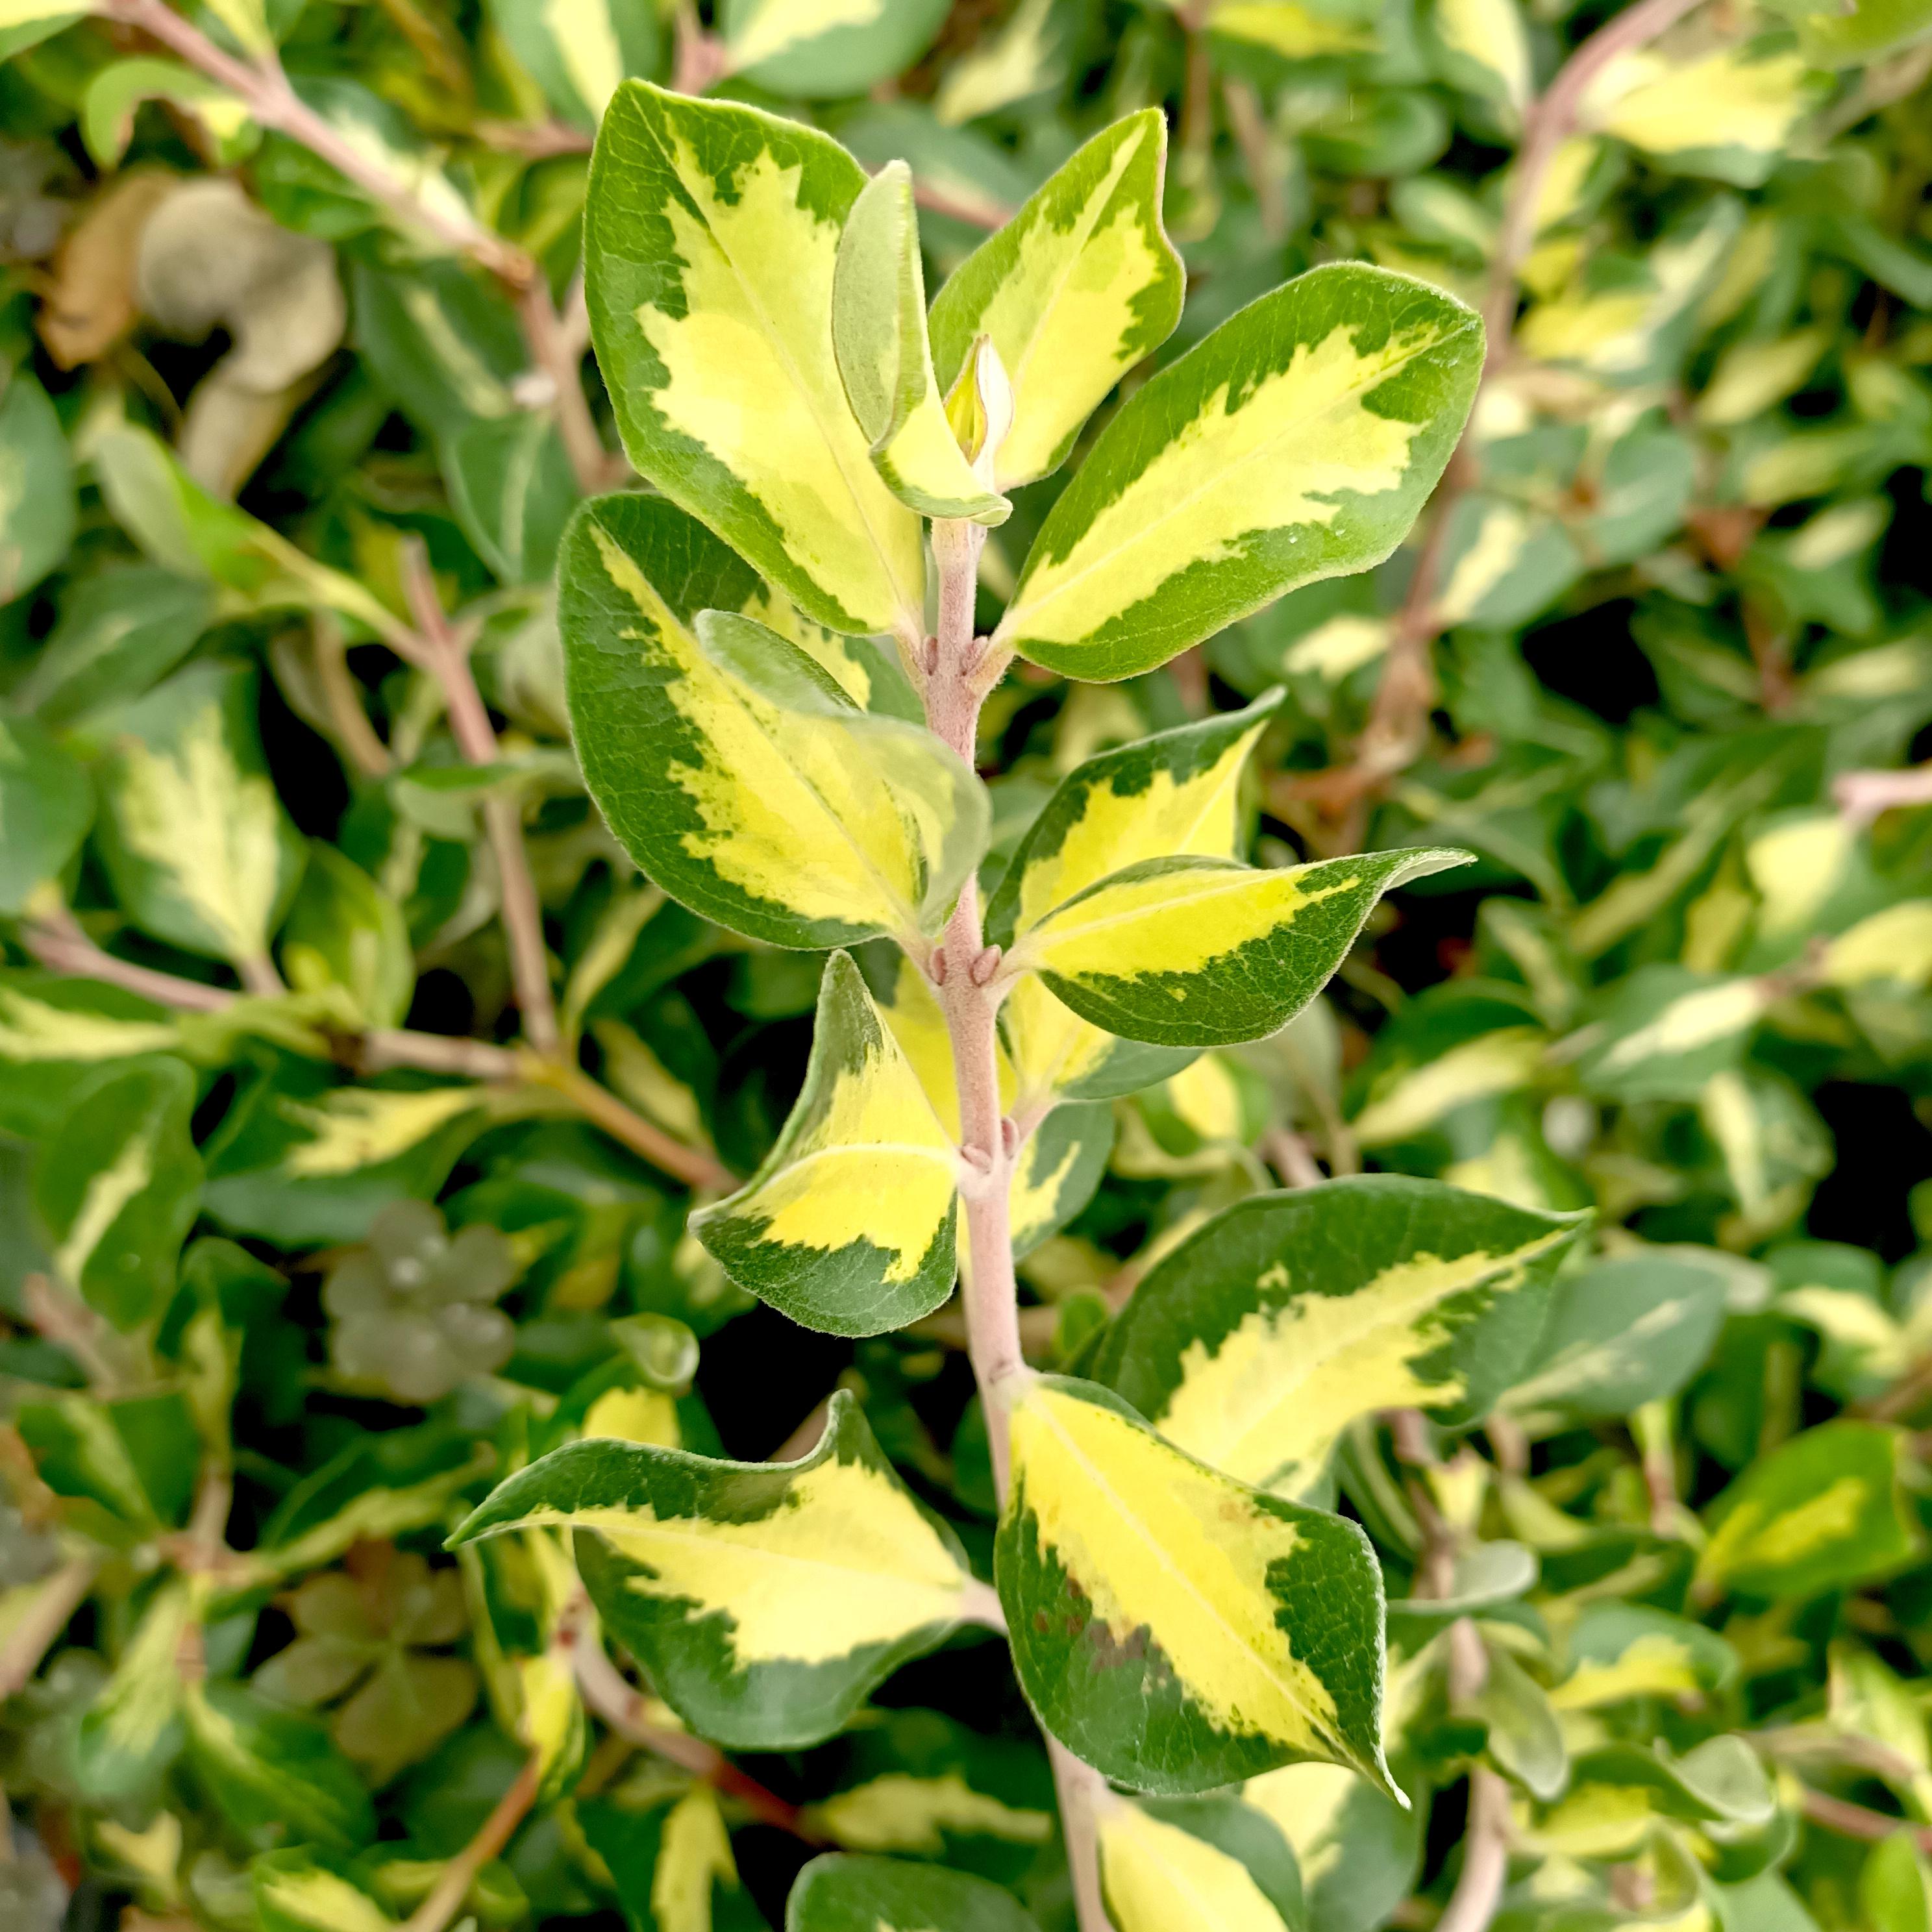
[1550,1603,1739,1711]
[36,1059,203,1331]
[1006,847,1469,1050]
[1430,0,1531,121]
[12,566,214,728]
[1785,0,1932,63]
[185,1679,378,1853]
[1095,1177,1585,1493]
[1862,1831,1932,1932]
[279,844,416,1031]
[1568,965,1773,1104]
[0,973,180,1141]
[1098,1795,1304,1932]
[88,421,403,643]
[0,373,75,603]
[1581,40,1824,188]
[1472,1644,1567,1801]
[444,410,580,586]
[74,1578,195,1803]
[584,84,924,638]
[786,1853,1039,1932]
[13,1389,199,1534]
[997,1375,1393,1796]
[721,0,950,95]
[1244,1765,1422,1932]
[1502,1250,1731,1428]
[693,952,960,1337]
[0,3,85,62]
[93,659,306,969]
[928,108,1183,492]
[253,1850,401,1932]
[993,264,1482,681]
[451,1389,982,1750]
[832,161,1008,524]
[1696,1420,1920,1600]
[482,0,658,129]
[578,1787,766,1932]
[799,1708,1056,1879]
[81,57,257,168]
[561,496,987,950]
[0,715,91,917]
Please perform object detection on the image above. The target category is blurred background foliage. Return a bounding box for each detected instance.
[4,0,1932,1929]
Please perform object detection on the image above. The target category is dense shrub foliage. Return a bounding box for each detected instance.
[3,3,1932,1931]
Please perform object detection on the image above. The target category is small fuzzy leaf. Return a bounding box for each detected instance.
[832,162,1008,523]
[997,1376,1392,1796]
[928,109,1182,491]
[451,1391,979,1750]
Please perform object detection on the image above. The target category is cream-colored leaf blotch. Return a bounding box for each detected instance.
[997,320,1434,657]
[1007,1381,1351,1760]
[1099,1802,1290,1932]
[589,88,925,636]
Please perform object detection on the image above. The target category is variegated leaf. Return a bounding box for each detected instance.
[719,0,952,97]
[1696,1420,1920,1601]
[579,1786,763,1932]
[866,950,1111,1258]
[451,1391,981,1750]
[997,1375,1393,1796]
[985,696,1278,1098]
[993,265,1482,680]
[832,162,1008,524]
[1097,1795,1304,1932]
[483,0,656,130]
[1581,37,1823,188]
[561,495,988,950]
[1431,0,1532,122]
[787,1853,1041,1932]
[38,1059,204,1331]
[584,84,924,637]
[94,659,305,969]
[74,1578,195,1802]
[1004,847,1468,1050]
[694,953,960,1337]
[253,1852,400,1932]
[1095,1176,1584,1493]
[928,109,1183,491]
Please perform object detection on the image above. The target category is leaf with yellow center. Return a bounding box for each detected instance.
[584,84,924,637]
[1097,1796,1304,1932]
[693,952,961,1337]
[1008,847,1468,1049]
[1095,1176,1585,1494]
[995,263,1481,680]
[451,1391,978,1750]
[928,108,1183,491]
[560,495,989,950]
[997,1376,1394,1795]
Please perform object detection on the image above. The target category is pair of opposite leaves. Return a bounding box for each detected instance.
[578,84,1483,678]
